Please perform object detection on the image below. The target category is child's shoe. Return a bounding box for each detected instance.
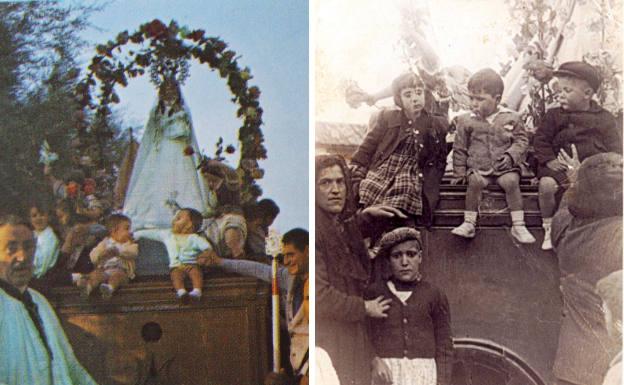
[451,211,477,238]
[510,211,536,244]
[176,288,188,299]
[100,284,114,300]
[71,273,83,285]
[541,217,553,250]
[189,288,202,301]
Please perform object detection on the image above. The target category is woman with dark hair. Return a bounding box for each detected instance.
[315,154,404,385]
[366,227,453,385]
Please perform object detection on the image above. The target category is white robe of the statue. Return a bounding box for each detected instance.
[0,287,97,385]
[123,102,207,230]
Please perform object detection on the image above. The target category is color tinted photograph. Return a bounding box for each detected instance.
[0,1,308,384]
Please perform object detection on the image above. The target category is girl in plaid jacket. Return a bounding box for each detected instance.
[351,73,448,234]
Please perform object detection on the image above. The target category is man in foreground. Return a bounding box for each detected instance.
[0,215,97,385]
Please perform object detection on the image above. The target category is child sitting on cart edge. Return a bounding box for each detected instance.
[450,68,535,244]
[350,72,449,236]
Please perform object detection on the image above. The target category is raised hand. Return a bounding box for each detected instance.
[558,144,581,183]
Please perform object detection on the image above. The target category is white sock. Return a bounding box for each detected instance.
[176,288,187,297]
[71,273,82,284]
[510,210,526,225]
[189,288,202,296]
[463,211,478,225]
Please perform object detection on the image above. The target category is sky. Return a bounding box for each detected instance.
[77,0,309,233]
[315,0,513,124]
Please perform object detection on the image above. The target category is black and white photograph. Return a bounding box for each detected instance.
[314,1,622,384]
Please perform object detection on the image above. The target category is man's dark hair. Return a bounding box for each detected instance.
[245,199,280,221]
[282,228,308,252]
[106,213,131,233]
[181,207,204,233]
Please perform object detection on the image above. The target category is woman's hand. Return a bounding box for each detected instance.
[361,206,407,220]
[372,357,393,385]
[449,176,466,185]
[365,296,392,318]
[199,250,221,266]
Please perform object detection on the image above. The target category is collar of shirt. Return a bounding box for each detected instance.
[471,106,515,124]
[0,279,53,359]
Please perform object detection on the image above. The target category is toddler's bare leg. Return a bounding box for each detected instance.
[170,268,186,291]
[497,172,522,211]
[466,173,488,211]
[538,176,559,217]
[88,269,107,288]
[189,266,203,290]
[107,271,130,291]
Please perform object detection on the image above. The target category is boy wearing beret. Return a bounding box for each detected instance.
[534,61,622,250]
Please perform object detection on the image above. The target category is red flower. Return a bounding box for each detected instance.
[145,19,168,40]
[187,29,205,42]
[248,86,261,99]
[183,146,195,156]
[213,40,226,52]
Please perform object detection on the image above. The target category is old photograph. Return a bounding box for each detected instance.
[314,1,622,384]
[0,1,308,385]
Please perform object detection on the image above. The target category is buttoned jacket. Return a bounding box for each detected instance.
[365,280,453,385]
[533,103,621,166]
[452,108,528,176]
[351,108,449,222]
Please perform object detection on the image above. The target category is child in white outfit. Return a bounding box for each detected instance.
[135,208,214,300]
[29,202,60,279]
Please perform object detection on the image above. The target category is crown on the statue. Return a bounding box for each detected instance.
[149,56,190,87]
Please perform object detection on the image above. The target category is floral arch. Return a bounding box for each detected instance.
[74,19,266,203]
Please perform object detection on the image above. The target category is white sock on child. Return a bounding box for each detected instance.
[451,211,477,238]
[176,288,188,298]
[100,283,114,299]
[510,211,536,244]
[71,273,83,284]
[189,288,202,299]
[542,217,553,250]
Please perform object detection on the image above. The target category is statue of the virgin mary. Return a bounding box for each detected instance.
[123,76,208,230]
